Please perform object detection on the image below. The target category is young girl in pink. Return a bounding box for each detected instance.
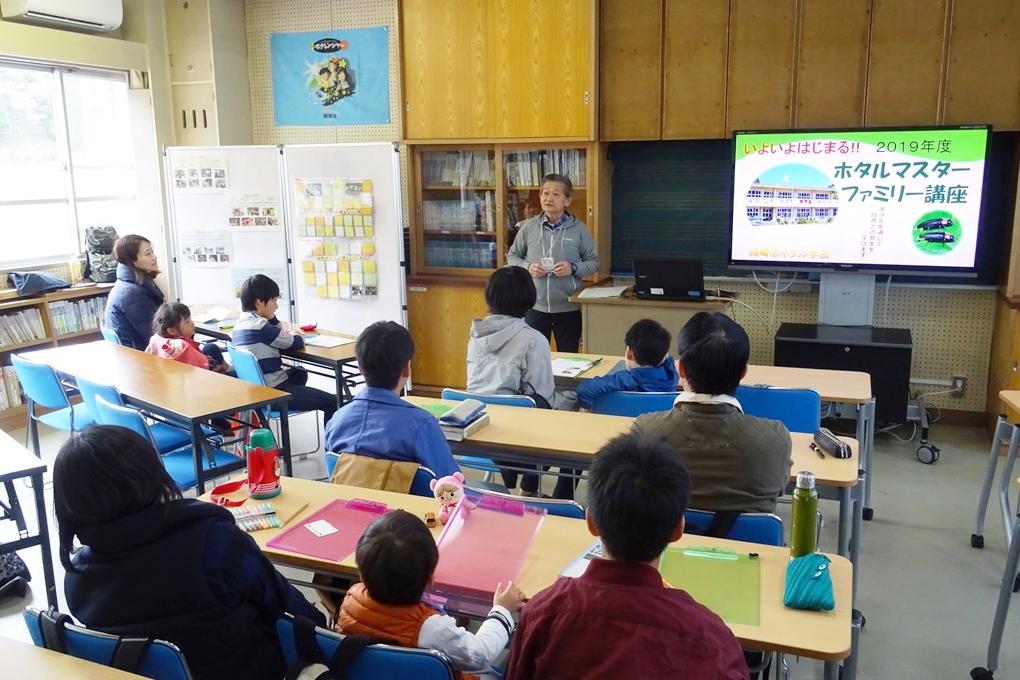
[146,302,228,372]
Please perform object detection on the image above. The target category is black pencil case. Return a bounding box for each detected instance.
[813,427,852,459]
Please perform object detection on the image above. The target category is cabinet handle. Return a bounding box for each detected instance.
[583,90,589,105]
[844,346,850,352]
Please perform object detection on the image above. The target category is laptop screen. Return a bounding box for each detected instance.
[633,257,706,301]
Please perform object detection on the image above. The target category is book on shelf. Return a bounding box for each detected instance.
[0,371,8,411]
[440,412,491,441]
[48,296,106,337]
[1,365,22,409]
[0,308,45,348]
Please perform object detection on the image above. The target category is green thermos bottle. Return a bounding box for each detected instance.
[790,471,818,558]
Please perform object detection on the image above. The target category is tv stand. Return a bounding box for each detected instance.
[773,323,912,424]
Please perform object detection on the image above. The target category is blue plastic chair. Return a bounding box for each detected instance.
[590,390,679,417]
[75,376,208,454]
[23,607,193,680]
[465,482,585,519]
[275,614,455,680]
[93,396,242,491]
[440,388,536,479]
[10,354,94,456]
[324,451,438,498]
[99,326,123,345]
[226,343,320,456]
[735,385,822,433]
[683,509,784,545]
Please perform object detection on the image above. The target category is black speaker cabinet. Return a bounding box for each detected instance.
[773,323,912,424]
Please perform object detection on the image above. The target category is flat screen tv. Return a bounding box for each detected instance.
[729,126,992,275]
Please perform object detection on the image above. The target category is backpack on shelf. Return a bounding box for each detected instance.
[82,226,119,284]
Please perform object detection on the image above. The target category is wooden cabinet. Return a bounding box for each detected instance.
[406,280,487,392]
[986,295,1020,434]
[1006,168,1020,301]
[410,142,610,280]
[401,0,596,140]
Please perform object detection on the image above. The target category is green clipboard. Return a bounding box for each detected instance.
[658,546,761,626]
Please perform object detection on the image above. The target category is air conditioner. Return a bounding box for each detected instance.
[0,0,123,33]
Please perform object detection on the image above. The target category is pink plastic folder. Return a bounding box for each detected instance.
[265,498,387,562]
[429,495,545,603]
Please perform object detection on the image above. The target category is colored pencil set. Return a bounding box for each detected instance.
[229,503,282,532]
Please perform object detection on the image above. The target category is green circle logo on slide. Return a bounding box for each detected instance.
[913,210,961,255]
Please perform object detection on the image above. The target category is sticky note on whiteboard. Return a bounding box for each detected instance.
[651,287,665,296]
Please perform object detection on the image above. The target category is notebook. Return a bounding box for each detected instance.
[551,355,602,378]
[658,545,761,625]
[305,335,355,348]
[265,498,387,562]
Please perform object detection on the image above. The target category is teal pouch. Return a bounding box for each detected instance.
[783,553,834,611]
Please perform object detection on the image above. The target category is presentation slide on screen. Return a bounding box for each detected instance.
[730,128,989,270]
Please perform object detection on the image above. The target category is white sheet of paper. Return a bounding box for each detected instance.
[551,357,596,378]
[194,305,235,323]
[305,335,355,348]
[576,285,629,299]
[305,519,338,537]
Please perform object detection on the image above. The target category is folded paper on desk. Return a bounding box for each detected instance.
[658,545,761,625]
[429,492,544,611]
[551,355,601,378]
[194,306,235,323]
[265,498,387,562]
[305,335,355,348]
[576,285,629,299]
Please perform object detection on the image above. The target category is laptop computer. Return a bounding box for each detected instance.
[633,256,706,301]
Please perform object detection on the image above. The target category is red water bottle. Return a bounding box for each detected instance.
[247,428,281,499]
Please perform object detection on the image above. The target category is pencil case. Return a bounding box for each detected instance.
[813,427,852,459]
[783,553,834,611]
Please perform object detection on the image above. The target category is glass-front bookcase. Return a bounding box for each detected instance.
[411,143,601,278]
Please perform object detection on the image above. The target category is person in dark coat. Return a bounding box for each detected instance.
[104,234,165,349]
[55,426,326,680]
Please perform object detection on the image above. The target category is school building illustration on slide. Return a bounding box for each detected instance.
[744,164,839,225]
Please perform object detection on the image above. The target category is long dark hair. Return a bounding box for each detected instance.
[54,425,181,571]
[114,234,160,281]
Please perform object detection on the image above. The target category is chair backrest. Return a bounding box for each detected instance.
[74,376,124,424]
[100,326,123,345]
[10,354,71,410]
[683,509,784,546]
[94,395,154,443]
[440,388,535,408]
[275,614,455,680]
[324,452,438,498]
[466,483,585,519]
[735,385,821,433]
[590,390,679,417]
[227,343,267,387]
[23,607,194,680]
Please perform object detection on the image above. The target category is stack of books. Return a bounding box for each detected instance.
[437,398,490,442]
[0,309,45,347]
[0,365,24,411]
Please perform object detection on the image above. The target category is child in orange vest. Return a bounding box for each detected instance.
[338,510,526,678]
[146,302,228,372]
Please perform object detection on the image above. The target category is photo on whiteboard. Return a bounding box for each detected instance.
[171,150,228,193]
[226,190,282,232]
[231,267,289,305]
[180,231,232,268]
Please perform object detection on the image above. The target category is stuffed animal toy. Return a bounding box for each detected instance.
[430,471,466,524]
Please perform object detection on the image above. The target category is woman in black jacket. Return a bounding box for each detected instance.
[55,426,326,680]
[103,234,165,349]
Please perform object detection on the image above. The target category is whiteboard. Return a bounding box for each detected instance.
[282,143,406,334]
[165,145,292,321]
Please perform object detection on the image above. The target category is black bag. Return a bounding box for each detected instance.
[0,552,31,600]
[82,226,119,284]
[285,615,387,680]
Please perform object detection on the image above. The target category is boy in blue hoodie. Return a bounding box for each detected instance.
[576,319,679,410]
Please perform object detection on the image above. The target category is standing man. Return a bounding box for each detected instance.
[506,173,599,352]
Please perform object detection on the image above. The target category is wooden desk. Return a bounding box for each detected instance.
[203,477,852,666]
[3,635,145,679]
[406,396,859,565]
[0,430,55,608]
[195,321,360,406]
[19,341,290,494]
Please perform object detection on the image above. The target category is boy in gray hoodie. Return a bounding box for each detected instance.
[506,173,598,353]
[468,266,578,499]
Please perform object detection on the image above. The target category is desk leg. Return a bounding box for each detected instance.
[980,513,1020,675]
[278,402,293,477]
[824,661,838,680]
[975,418,1011,547]
[192,420,206,496]
[851,470,865,599]
[32,471,57,609]
[26,398,40,458]
[837,486,852,558]
[857,399,875,520]
[996,428,1020,548]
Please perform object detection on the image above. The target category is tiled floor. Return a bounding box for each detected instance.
[1,416,1018,679]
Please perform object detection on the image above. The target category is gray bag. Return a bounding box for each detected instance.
[83,226,119,283]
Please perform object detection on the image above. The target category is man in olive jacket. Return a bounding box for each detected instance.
[506,173,598,353]
[633,312,792,513]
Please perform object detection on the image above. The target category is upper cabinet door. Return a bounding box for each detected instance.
[401,0,496,140]
[600,0,662,141]
[726,0,797,134]
[795,0,870,128]
[944,0,1020,130]
[492,0,595,139]
[662,0,729,139]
